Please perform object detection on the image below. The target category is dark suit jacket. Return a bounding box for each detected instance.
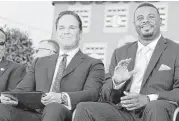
[102,36,179,105]
[15,50,105,110]
[0,58,26,92]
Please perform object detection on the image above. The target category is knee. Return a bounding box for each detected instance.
[0,104,11,114]
[0,104,7,110]
[0,104,12,120]
[76,102,95,112]
[145,100,168,113]
[44,102,69,114]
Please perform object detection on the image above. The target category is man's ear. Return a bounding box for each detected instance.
[79,31,82,40]
[160,18,162,26]
[133,21,136,29]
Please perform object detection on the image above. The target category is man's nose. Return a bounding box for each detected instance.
[142,19,148,24]
[63,28,70,34]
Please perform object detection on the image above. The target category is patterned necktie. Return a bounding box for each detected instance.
[51,54,68,92]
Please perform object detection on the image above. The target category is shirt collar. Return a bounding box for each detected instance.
[59,47,80,58]
[0,56,4,62]
[137,34,161,53]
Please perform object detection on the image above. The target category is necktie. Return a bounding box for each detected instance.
[130,47,150,93]
[51,54,68,92]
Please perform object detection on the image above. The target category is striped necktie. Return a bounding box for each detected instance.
[51,54,68,92]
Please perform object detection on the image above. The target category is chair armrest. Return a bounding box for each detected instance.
[173,107,179,121]
[72,109,76,121]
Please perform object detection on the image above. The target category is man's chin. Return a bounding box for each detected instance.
[143,34,153,38]
[141,32,153,38]
[63,45,75,50]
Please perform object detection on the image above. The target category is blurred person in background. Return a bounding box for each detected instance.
[33,39,59,59]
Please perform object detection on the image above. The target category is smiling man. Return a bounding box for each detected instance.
[0,11,104,121]
[74,3,179,121]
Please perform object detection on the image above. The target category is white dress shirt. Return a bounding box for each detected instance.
[50,47,80,110]
[114,34,161,101]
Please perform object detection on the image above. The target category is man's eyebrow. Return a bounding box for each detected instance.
[137,15,143,19]
[69,25,77,27]
[58,25,64,27]
[148,13,155,16]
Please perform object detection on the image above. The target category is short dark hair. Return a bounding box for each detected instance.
[134,2,160,18]
[55,11,82,32]
[0,29,6,41]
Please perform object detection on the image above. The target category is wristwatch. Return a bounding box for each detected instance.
[61,92,68,105]
[146,95,150,102]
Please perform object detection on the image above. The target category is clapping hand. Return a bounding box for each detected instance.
[112,58,136,85]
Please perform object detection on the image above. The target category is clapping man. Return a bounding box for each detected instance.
[74,3,179,121]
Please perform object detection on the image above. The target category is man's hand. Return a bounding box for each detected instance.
[0,95,18,106]
[41,92,62,105]
[112,58,136,85]
[120,91,149,111]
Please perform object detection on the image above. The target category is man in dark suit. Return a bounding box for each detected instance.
[0,29,26,92]
[0,11,104,121]
[74,3,179,121]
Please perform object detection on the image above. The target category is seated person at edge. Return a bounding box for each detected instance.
[0,29,26,93]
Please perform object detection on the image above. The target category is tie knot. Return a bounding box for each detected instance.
[142,47,150,54]
[62,54,68,58]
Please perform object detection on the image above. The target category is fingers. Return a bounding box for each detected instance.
[120,95,138,111]
[41,93,51,101]
[118,58,131,67]
[1,95,18,105]
[115,64,125,72]
[41,92,58,105]
[120,92,144,111]
[41,100,50,105]
[126,106,138,111]
[121,98,136,105]
[115,58,132,72]
[2,100,18,105]
[121,91,138,101]
[122,103,137,109]
[41,97,53,105]
[121,95,133,101]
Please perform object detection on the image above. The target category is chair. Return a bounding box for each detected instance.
[173,107,179,121]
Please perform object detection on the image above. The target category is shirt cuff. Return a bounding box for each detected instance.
[112,79,125,89]
[147,94,159,101]
[61,92,72,110]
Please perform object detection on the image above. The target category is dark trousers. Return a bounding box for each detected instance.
[0,102,72,121]
[74,100,176,121]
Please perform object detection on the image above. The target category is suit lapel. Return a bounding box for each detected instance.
[125,42,138,91]
[47,54,58,90]
[62,49,85,78]
[0,58,9,77]
[140,36,167,90]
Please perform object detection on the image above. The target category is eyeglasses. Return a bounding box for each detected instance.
[35,48,57,54]
[0,42,5,46]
